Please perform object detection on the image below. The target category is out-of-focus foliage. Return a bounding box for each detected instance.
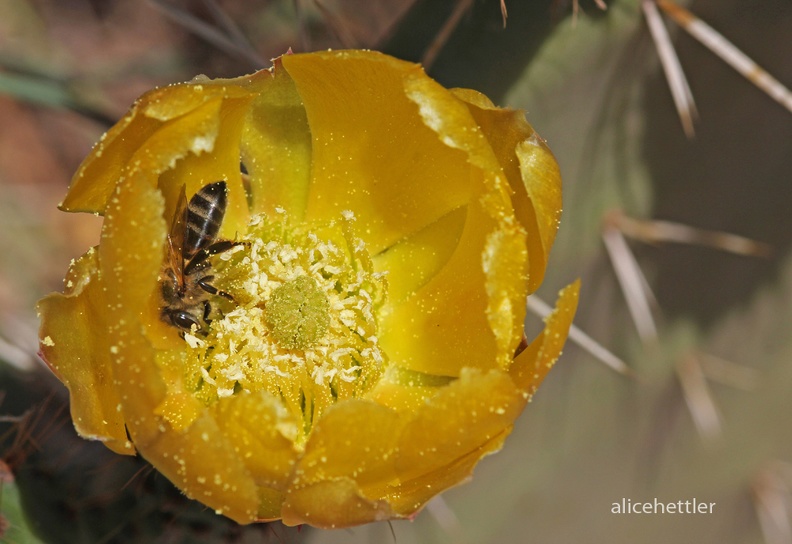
[0,471,44,544]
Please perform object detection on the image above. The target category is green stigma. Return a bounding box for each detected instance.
[265,276,329,350]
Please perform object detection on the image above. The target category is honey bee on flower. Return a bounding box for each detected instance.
[38,50,578,528]
[160,180,241,335]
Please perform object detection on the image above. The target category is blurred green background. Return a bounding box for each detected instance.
[1,0,790,542]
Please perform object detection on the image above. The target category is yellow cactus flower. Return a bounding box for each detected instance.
[37,50,579,528]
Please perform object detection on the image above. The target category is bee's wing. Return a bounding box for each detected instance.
[167,185,188,277]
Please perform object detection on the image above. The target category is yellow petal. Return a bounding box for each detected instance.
[37,248,132,454]
[109,322,261,523]
[242,59,313,219]
[452,88,562,294]
[153,348,205,431]
[97,170,168,448]
[61,75,259,216]
[376,201,508,377]
[365,366,453,412]
[213,391,301,491]
[281,50,477,255]
[156,96,253,239]
[257,486,287,521]
[376,76,527,377]
[282,478,395,528]
[371,205,466,305]
[515,136,563,290]
[59,110,160,214]
[510,280,581,396]
[282,399,405,527]
[393,368,522,490]
[99,170,165,321]
[385,431,507,516]
[141,410,261,523]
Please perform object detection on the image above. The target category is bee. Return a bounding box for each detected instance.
[160,181,239,335]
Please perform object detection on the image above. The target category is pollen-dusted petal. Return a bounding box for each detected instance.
[377,370,520,514]
[452,88,562,294]
[212,391,301,491]
[377,211,501,377]
[515,136,562,285]
[365,366,453,412]
[157,96,254,239]
[62,77,260,217]
[289,400,404,491]
[392,368,522,488]
[371,206,466,305]
[59,109,159,214]
[37,248,132,454]
[141,76,256,120]
[281,477,396,529]
[510,280,580,397]
[385,431,507,516]
[373,71,530,377]
[65,96,220,215]
[98,171,168,447]
[111,317,264,523]
[282,399,405,527]
[153,349,204,431]
[377,170,527,375]
[482,223,531,366]
[141,411,261,524]
[242,59,313,219]
[257,486,287,521]
[99,171,165,320]
[280,50,476,255]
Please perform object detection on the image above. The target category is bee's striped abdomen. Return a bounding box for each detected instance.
[184,181,228,260]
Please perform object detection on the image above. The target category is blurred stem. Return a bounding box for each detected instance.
[0,68,115,127]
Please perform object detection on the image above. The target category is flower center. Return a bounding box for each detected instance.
[179,210,387,443]
[264,276,330,350]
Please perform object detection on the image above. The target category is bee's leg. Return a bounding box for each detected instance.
[184,240,246,275]
[203,300,212,322]
[197,275,235,301]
